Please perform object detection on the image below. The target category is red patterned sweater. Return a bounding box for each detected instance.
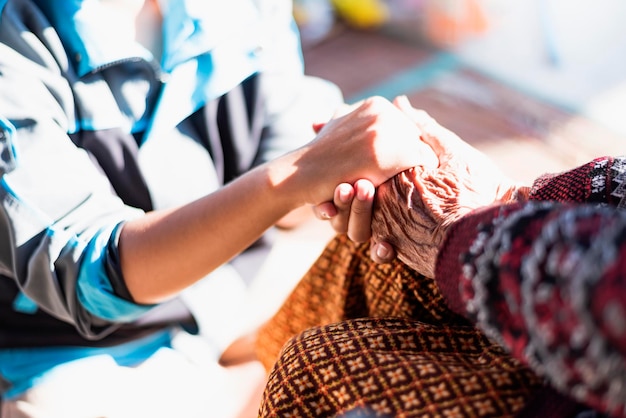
[436,156,626,417]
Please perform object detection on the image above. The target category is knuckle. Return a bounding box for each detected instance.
[331,218,348,234]
[351,200,373,216]
[351,206,370,217]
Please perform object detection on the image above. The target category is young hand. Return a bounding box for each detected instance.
[292,96,438,207]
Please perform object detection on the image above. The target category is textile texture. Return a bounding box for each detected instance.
[256,234,543,417]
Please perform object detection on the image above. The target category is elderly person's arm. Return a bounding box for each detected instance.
[434,162,626,418]
[372,96,527,277]
[370,99,626,416]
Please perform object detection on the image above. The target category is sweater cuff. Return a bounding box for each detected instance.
[528,156,622,204]
[434,203,523,316]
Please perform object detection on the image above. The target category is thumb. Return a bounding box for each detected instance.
[393,95,462,160]
[370,240,396,264]
[393,95,434,127]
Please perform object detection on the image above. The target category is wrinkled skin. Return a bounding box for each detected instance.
[372,98,524,277]
[312,97,438,244]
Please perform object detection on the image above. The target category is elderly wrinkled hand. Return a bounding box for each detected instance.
[372,97,525,277]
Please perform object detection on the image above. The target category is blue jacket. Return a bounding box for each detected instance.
[0,0,342,397]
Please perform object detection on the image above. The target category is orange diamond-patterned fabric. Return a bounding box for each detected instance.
[256,234,542,417]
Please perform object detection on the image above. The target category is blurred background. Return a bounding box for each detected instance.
[293,0,626,182]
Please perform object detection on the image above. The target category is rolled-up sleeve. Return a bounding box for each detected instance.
[0,118,150,337]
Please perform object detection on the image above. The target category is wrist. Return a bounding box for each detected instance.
[263,149,310,209]
[513,185,531,202]
[500,184,531,203]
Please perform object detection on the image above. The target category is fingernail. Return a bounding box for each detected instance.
[339,187,352,203]
[356,183,374,201]
[320,211,331,220]
[375,244,390,260]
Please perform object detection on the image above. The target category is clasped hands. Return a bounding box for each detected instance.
[315,96,524,278]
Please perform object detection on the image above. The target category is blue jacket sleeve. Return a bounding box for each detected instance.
[0,3,154,339]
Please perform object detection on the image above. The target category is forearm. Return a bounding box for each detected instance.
[120,160,299,304]
[435,154,626,310]
[121,96,431,304]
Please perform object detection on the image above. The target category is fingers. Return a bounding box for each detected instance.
[391,96,439,169]
[392,95,464,162]
[316,178,398,264]
[304,95,444,209]
[346,179,375,243]
[328,183,354,234]
[309,96,428,191]
[312,200,337,221]
[330,181,374,243]
[315,180,376,243]
[393,95,434,128]
[370,240,396,264]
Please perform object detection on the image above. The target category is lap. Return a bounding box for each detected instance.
[256,235,543,417]
[260,317,541,417]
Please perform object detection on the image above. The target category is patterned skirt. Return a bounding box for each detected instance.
[255,234,546,417]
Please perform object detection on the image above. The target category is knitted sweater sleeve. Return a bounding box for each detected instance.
[434,156,626,417]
